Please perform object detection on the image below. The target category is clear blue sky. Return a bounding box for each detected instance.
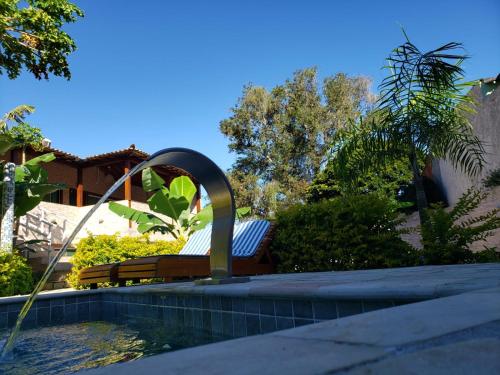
[1,0,499,170]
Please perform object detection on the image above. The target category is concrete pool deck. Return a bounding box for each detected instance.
[76,263,500,375]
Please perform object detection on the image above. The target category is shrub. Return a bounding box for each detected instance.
[484,168,500,188]
[67,234,185,289]
[0,251,34,297]
[421,189,500,265]
[271,194,416,273]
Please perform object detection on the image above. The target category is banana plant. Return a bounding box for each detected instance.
[109,168,250,239]
[0,153,66,218]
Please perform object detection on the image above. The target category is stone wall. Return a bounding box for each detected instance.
[432,79,500,206]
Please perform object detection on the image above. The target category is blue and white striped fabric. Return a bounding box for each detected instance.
[179,220,270,257]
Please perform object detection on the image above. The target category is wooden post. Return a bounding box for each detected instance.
[76,167,84,207]
[124,160,132,228]
[195,186,201,212]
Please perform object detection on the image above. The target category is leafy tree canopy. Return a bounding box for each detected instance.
[0,0,83,80]
[221,68,375,216]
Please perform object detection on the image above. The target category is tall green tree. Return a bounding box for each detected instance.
[335,34,485,227]
[221,68,375,216]
[0,0,83,80]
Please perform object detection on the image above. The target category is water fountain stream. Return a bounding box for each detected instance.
[1,147,238,358]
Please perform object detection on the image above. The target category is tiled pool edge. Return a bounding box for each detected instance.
[2,263,500,333]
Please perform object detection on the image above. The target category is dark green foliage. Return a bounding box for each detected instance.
[221,69,375,216]
[0,250,33,297]
[484,168,500,188]
[0,0,84,80]
[421,189,500,264]
[307,153,413,203]
[271,194,416,273]
[67,234,186,289]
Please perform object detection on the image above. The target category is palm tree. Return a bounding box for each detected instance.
[335,32,485,227]
[0,105,43,162]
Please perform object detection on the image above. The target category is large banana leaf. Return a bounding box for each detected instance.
[169,175,197,203]
[108,201,176,236]
[13,182,66,217]
[147,188,190,220]
[142,168,165,192]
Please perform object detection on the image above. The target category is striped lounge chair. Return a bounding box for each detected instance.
[79,220,275,289]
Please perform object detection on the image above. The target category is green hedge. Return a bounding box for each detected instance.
[67,234,185,289]
[0,251,34,297]
[271,194,417,273]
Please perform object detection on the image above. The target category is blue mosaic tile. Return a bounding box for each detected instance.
[89,294,101,302]
[164,295,177,307]
[221,297,232,312]
[232,298,245,313]
[0,304,8,313]
[184,309,193,328]
[50,299,64,307]
[313,301,337,320]
[211,311,223,334]
[245,299,259,314]
[362,300,394,312]
[202,296,210,310]
[37,308,50,326]
[232,313,247,337]
[191,296,203,309]
[50,306,64,324]
[7,303,22,313]
[176,308,185,326]
[275,300,293,317]
[0,312,9,328]
[65,297,77,305]
[163,307,176,327]
[78,295,90,304]
[102,302,117,318]
[64,303,78,323]
[89,302,101,320]
[221,312,233,336]
[246,314,260,336]
[260,316,276,333]
[37,300,50,309]
[337,301,362,318]
[259,299,275,316]
[294,318,313,327]
[192,309,203,329]
[293,300,313,319]
[177,296,186,308]
[209,296,221,311]
[276,317,294,330]
[77,303,90,321]
[202,310,212,331]
[8,311,19,327]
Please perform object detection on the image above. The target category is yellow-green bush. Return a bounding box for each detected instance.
[0,251,34,297]
[67,234,185,289]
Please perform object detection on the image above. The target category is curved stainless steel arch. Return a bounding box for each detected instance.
[143,147,236,279]
[1,147,242,358]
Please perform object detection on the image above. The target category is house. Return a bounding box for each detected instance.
[1,144,202,289]
[4,144,201,209]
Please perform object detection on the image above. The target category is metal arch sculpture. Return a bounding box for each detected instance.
[142,147,237,280]
[1,147,243,358]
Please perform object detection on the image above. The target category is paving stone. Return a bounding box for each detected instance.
[341,338,500,375]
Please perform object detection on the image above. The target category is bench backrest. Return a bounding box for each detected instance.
[179,220,270,257]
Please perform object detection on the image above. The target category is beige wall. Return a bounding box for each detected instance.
[432,81,500,205]
[20,200,177,246]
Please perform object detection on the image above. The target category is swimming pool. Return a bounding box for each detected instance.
[0,319,228,374]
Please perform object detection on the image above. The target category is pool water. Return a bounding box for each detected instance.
[0,320,228,374]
